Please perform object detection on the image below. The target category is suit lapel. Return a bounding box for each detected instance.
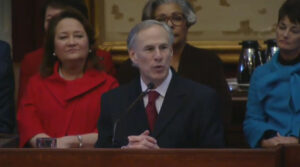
[153,75,187,138]
[124,79,149,135]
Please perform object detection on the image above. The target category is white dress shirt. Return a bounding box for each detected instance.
[140,69,172,114]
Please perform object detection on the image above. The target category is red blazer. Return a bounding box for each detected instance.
[17,63,119,147]
[18,48,116,103]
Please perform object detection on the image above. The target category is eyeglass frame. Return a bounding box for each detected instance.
[154,13,186,26]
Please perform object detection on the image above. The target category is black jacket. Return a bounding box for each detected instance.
[0,40,15,133]
[96,72,224,148]
[116,44,232,127]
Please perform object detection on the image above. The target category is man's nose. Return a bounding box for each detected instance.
[154,48,163,60]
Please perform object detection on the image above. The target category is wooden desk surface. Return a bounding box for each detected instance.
[0,148,281,167]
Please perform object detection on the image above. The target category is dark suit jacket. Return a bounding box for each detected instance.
[116,44,232,127]
[0,40,15,133]
[96,72,224,148]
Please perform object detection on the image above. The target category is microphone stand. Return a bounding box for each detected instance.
[112,82,154,147]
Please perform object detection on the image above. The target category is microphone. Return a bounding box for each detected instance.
[112,82,154,147]
[125,82,154,113]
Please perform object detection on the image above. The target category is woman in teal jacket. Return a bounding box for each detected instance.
[244,0,300,148]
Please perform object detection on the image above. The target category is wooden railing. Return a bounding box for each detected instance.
[1,138,300,167]
[0,147,282,167]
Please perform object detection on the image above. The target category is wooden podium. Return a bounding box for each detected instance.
[0,148,281,167]
[283,144,300,167]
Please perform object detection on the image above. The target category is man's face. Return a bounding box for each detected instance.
[129,25,173,86]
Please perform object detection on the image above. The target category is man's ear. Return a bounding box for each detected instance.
[129,49,138,64]
[170,47,173,57]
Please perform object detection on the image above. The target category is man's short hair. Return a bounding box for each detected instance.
[127,20,174,50]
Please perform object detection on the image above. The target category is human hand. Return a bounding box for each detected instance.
[261,133,298,148]
[275,133,298,144]
[122,130,159,149]
[56,136,78,148]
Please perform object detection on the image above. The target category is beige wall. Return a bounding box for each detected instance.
[95,0,285,43]
[94,0,285,64]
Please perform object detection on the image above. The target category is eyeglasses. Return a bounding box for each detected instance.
[155,13,186,26]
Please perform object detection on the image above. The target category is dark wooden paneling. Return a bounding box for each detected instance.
[12,0,46,62]
[283,144,300,167]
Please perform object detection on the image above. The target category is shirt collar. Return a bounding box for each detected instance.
[140,68,172,97]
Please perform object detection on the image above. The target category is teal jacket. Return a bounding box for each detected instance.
[244,51,300,148]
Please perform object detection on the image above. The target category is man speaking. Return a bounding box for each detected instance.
[95,20,224,149]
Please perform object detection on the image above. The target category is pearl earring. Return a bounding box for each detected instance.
[88,49,92,53]
[53,52,56,56]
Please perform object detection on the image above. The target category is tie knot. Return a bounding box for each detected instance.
[148,91,160,103]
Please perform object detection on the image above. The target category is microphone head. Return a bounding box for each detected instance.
[147,82,155,90]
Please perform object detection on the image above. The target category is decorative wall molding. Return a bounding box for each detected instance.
[99,40,269,64]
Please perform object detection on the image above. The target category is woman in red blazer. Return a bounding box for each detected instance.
[17,9,118,148]
[18,0,116,103]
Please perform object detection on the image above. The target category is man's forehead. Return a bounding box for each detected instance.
[136,26,169,43]
[137,38,169,49]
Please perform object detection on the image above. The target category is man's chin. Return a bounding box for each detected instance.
[150,73,168,83]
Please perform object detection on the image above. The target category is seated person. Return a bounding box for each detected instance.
[116,0,232,128]
[19,0,116,103]
[95,20,224,149]
[17,9,118,148]
[0,40,15,134]
[244,0,300,148]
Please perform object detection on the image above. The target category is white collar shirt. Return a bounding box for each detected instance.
[140,69,172,114]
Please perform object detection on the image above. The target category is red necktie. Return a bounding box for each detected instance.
[146,91,159,132]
